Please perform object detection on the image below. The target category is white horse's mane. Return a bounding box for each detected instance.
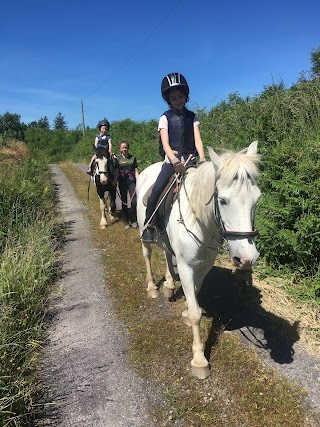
[187,150,260,226]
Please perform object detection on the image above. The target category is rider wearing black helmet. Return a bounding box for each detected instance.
[141,72,206,243]
[87,118,113,175]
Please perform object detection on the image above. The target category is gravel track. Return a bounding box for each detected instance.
[37,164,160,426]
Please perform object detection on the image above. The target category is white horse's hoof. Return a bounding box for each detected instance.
[191,364,210,379]
[147,289,159,299]
[162,285,174,298]
[100,224,107,229]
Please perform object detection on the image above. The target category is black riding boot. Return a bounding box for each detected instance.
[141,200,157,243]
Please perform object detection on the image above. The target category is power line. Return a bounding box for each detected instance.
[82,0,183,100]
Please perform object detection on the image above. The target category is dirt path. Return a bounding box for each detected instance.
[38,165,159,426]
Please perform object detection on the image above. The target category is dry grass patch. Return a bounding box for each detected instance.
[0,140,28,162]
[58,162,318,427]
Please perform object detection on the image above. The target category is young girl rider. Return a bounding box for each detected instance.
[87,118,113,175]
[141,72,206,243]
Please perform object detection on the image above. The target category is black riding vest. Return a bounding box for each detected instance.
[159,109,196,159]
[96,134,111,148]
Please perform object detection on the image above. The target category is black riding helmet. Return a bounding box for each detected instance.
[98,118,110,130]
[161,72,190,103]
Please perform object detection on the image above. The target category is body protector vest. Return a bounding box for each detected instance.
[95,134,111,150]
[118,154,137,183]
[158,109,196,159]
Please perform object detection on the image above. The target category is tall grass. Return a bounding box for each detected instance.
[0,141,61,427]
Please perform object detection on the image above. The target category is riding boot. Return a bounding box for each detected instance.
[141,200,157,243]
[141,224,156,243]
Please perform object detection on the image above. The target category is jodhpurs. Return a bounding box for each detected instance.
[144,162,175,225]
[118,178,137,224]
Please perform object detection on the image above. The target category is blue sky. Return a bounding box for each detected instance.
[1,0,319,129]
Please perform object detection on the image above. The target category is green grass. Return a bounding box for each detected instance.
[0,142,62,427]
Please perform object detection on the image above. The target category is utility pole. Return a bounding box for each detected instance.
[80,99,85,136]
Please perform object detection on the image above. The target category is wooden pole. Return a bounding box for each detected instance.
[81,99,85,136]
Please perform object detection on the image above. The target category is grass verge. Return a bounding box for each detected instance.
[0,142,62,427]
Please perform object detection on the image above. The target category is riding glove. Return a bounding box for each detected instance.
[173,161,186,174]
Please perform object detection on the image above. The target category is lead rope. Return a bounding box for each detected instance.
[87,175,91,201]
[115,186,136,206]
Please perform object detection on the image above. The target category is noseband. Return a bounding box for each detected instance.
[95,162,108,176]
[213,190,258,240]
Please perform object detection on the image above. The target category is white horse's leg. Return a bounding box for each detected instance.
[142,243,159,298]
[179,265,210,379]
[99,197,108,229]
[182,300,192,326]
[181,262,214,326]
[162,254,175,298]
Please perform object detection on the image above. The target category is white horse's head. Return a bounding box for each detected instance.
[208,141,261,269]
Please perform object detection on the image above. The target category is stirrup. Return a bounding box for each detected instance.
[141,227,157,243]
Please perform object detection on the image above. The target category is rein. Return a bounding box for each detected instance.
[178,175,222,250]
[142,154,193,231]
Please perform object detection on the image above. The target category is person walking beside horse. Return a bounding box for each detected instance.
[117,141,139,229]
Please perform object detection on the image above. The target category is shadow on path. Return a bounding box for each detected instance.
[197,266,299,365]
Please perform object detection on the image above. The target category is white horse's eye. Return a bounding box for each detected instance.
[219,197,228,206]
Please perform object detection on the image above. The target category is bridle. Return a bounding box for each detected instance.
[94,151,110,183]
[94,145,111,180]
[213,189,258,240]
[94,160,109,179]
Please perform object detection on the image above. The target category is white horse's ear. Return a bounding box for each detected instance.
[207,146,221,167]
[246,140,258,155]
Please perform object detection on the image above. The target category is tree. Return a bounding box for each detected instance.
[53,112,68,130]
[310,46,320,78]
[28,121,39,128]
[38,116,50,129]
[0,112,25,141]
[28,117,50,129]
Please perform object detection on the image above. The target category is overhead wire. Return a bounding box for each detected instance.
[82,0,183,100]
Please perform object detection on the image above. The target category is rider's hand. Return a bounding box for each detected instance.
[198,157,206,167]
[173,161,186,174]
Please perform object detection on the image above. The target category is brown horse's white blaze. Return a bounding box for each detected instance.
[136,141,261,379]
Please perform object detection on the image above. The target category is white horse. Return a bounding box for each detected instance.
[92,146,118,229]
[136,141,261,379]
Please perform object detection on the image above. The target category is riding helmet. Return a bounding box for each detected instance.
[161,72,189,103]
[98,118,110,130]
